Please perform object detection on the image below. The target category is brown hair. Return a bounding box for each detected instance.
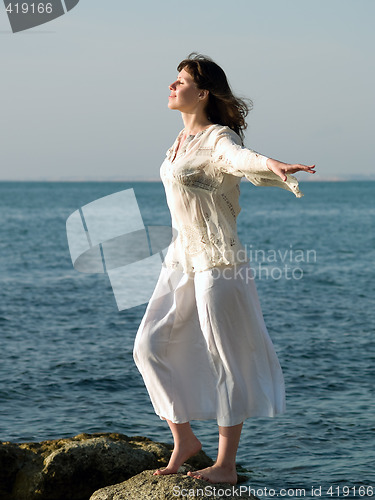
[177,53,252,143]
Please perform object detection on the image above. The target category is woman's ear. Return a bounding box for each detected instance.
[198,90,209,101]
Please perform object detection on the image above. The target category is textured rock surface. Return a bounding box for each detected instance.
[0,433,215,500]
[90,469,258,500]
[0,442,26,500]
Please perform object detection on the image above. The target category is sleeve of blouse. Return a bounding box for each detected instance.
[211,128,303,198]
[211,129,269,176]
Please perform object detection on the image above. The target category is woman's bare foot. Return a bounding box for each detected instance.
[187,464,238,485]
[153,436,202,476]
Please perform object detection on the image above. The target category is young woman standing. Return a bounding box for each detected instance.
[133,53,315,485]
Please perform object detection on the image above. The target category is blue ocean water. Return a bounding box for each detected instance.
[0,181,374,499]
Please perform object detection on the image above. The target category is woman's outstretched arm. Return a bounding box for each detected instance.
[211,128,315,197]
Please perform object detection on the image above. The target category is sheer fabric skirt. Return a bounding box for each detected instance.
[133,262,285,427]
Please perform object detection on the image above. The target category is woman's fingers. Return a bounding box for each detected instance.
[284,164,316,176]
[291,164,316,173]
[269,162,316,181]
[302,164,316,173]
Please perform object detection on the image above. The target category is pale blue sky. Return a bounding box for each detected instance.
[0,0,374,180]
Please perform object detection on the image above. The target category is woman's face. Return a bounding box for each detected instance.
[168,68,202,112]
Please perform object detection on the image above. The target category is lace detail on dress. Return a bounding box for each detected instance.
[220,193,237,219]
[180,224,209,255]
[175,166,221,192]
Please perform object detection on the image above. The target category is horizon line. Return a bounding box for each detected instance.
[0,176,374,183]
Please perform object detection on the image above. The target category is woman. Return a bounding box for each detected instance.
[133,53,315,485]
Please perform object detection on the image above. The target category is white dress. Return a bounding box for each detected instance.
[133,125,301,426]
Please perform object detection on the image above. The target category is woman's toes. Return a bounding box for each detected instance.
[187,471,198,477]
[153,467,174,476]
[187,470,203,480]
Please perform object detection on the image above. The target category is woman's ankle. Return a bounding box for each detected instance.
[213,461,236,472]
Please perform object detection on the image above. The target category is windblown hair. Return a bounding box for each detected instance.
[177,53,252,143]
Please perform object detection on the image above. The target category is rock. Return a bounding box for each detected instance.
[0,442,27,499]
[90,469,258,500]
[0,433,215,500]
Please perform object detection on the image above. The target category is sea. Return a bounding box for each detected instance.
[0,181,374,499]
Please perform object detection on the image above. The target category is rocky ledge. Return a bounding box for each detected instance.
[0,433,258,500]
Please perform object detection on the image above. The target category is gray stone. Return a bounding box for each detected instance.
[0,433,215,500]
[90,469,258,500]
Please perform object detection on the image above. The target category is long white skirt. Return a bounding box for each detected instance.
[133,262,285,427]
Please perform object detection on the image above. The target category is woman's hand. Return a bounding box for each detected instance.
[266,158,316,182]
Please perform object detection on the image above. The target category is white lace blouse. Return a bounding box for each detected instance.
[160,124,303,273]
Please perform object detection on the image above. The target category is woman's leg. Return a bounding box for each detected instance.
[154,419,202,475]
[187,422,242,484]
[134,267,217,426]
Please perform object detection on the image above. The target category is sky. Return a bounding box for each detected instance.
[0,0,374,181]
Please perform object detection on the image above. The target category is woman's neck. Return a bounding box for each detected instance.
[181,112,212,136]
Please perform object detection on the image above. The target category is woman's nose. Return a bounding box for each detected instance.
[169,81,176,91]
